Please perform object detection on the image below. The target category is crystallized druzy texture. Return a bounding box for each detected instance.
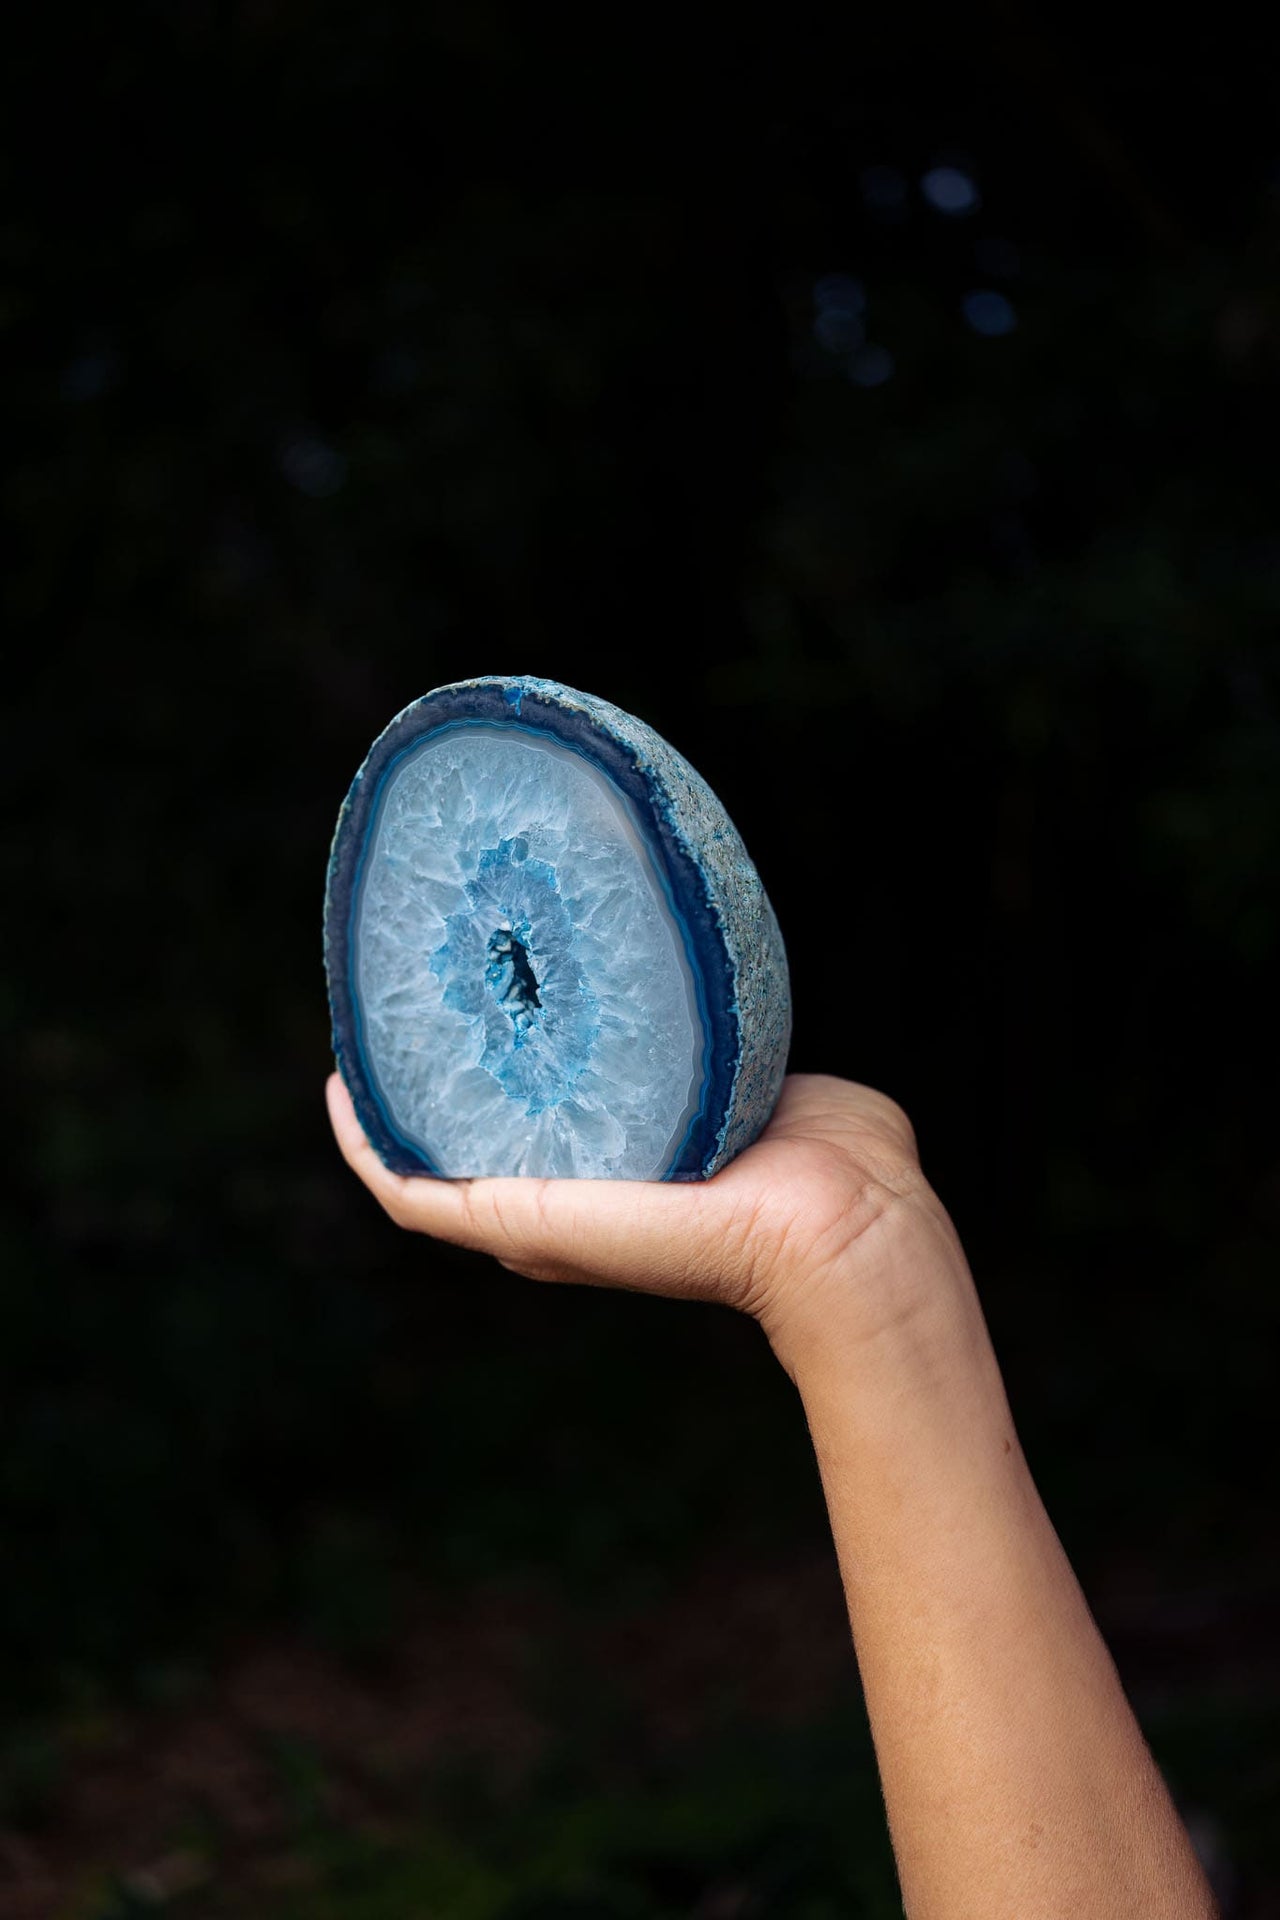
[324,677,791,1181]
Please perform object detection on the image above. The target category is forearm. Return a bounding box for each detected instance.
[776,1201,1216,1920]
[329,1062,1217,1915]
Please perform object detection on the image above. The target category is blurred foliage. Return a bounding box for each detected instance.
[2,2,1279,1909]
[72,1717,901,1919]
[52,1687,1280,1917]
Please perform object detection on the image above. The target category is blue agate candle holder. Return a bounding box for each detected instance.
[324,676,791,1180]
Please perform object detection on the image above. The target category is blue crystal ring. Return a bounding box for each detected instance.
[324,676,791,1180]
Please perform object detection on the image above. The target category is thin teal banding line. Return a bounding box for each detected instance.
[344,714,715,1179]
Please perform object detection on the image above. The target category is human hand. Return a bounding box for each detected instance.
[325,1071,963,1377]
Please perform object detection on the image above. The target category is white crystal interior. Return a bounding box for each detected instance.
[354,724,704,1178]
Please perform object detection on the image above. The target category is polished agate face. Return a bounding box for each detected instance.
[327,675,791,1183]
[353,724,704,1178]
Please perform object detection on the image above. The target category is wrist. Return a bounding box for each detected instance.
[765,1194,1024,1547]
[757,1183,988,1399]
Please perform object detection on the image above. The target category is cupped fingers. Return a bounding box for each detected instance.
[325,1074,737,1297]
[324,1074,470,1237]
[448,1170,710,1294]
[326,1075,560,1266]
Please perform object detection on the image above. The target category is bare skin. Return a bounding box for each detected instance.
[326,1070,1217,1920]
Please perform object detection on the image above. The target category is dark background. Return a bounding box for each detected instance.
[3,7,1278,1914]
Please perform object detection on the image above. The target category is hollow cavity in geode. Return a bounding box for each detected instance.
[325,675,792,1183]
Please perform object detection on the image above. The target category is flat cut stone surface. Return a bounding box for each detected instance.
[324,676,791,1181]
[355,726,702,1178]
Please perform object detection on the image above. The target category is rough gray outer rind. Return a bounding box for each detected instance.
[325,674,792,1180]
[514,678,793,1175]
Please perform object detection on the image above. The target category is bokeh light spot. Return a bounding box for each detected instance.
[921,166,981,215]
[847,344,895,388]
[60,350,123,402]
[962,289,1018,337]
[279,435,347,498]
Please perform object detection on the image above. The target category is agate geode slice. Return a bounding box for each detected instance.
[324,676,791,1181]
